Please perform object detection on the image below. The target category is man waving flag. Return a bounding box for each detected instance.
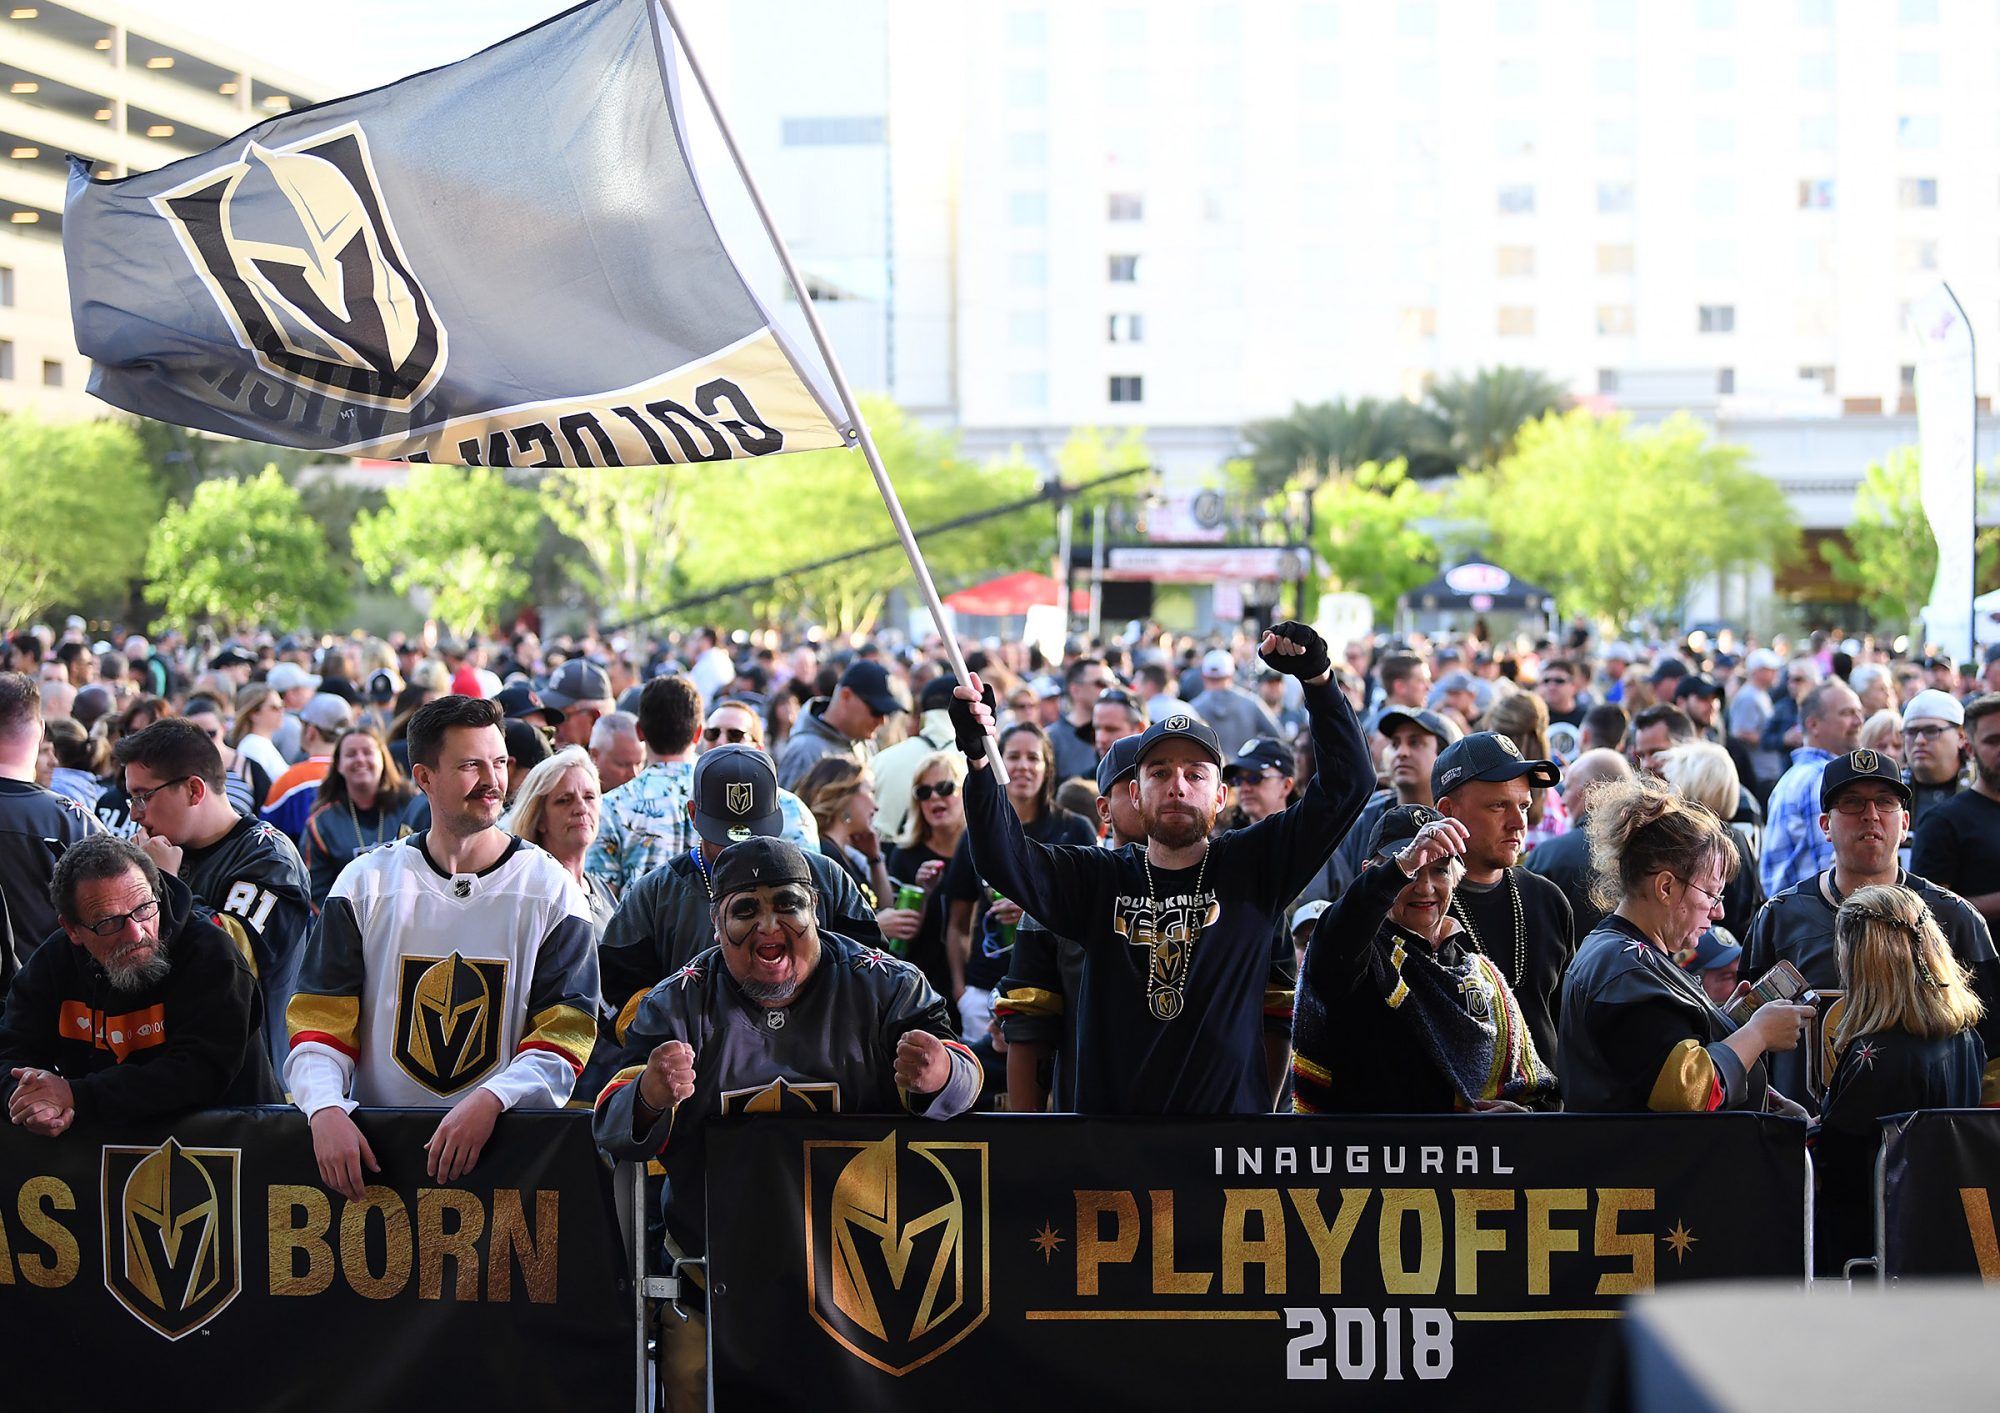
[63,0,849,467]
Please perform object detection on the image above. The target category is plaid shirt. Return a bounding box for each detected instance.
[1759,747,1836,897]
[585,760,818,893]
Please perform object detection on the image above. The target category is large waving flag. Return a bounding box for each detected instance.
[63,0,850,467]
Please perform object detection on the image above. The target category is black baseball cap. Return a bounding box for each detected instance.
[1369,704,1460,747]
[1672,674,1722,702]
[838,660,904,716]
[710,836,815,899]
[503,717,552,772]
[1819,748,1912,812]
[1431,731,1561,799]
[1649,658,1690,686]
[543,659,613,710]
[691,745,783,846]
[918,675,960,713]
[209,645,257,670]
[1225,736,1294,781]
[367,669,397,704]
[1132,710,1223,769]
[1096,734,1144,795]
[1367,802,1442,859]
[496,682,566,726]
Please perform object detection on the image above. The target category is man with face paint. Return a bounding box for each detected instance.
[954,621,1371,1115]
[594,835,978,1412]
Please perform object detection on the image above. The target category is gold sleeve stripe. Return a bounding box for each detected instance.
[1647,1037,1722,1113]
[521,1003,596,1072]
[993,986,1064,1018]
[1292,1052,1332,1086]
[1263,986,1295,1016]
[596,1064,646,1107]
[214,914,258,975]
[285,993,360,1057]
[1982,1058,2000,1109]
[614,989,648,1043]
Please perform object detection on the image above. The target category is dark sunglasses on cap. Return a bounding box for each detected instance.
[913,780,958,802]
[703,725,753,744]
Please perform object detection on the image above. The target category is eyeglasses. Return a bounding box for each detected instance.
[1830,794,1905,817]
[703,726,753,744]
[77,897,160,937]
[1904,724,1954,742]
[128,775,192,808]
[913,781,958,802]
[1539,676,1571,688]
[1672,875,1726,909]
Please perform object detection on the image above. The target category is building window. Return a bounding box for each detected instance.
[1717,368,1735,395]
[1108,254,1139,282]
[1801,365,1836,394]
[1401,307,1437,338]
[1108,375,1143,403]
[1108,312,1144,343]
[1900,364,1918,395]
[0,340,12,380]
[1899,176,1938,208]
[779,116,886,146]
[1010,191,1047,226]
[1597,181,1634,213]
[0,265,10,306]
[1497,245,1536,277]
[1597,368,1621,394]
[1898,115,1939,148]
[1107,192,1143,221]
[1497,306,1536,336]
[1898,53,1939,86]
[1798,179,1835,209]
[1597,243,1634,274]
[1010,252,1048,287]
[1497,183,1535,215]
[1597,304,1635,336]
[40,358,61,387]
[1698,304,1736,333]
[1010,311,1047,347]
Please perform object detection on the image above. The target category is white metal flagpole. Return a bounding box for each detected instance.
[655,0,1008,782]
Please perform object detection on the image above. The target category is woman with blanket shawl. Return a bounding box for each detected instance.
[1292,804,1556,1113]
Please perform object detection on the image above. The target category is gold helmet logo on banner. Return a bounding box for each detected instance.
[101,1137,242,1340]
[804,1131,989,1376]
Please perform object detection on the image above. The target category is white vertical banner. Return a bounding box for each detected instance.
[1909,281,1977,662]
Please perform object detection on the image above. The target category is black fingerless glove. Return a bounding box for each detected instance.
[947,682,998,760]
[1260,620,1331,680]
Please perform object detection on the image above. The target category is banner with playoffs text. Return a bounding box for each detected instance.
[0,1107,629,1412]
[1881,1108,2000,1278]
[707,1113,1808,1411]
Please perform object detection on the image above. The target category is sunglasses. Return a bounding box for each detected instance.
[703,726,753,744]
[913,781,958,802]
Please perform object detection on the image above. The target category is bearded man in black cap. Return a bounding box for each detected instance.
[952,621,1369,1114]
[595,835,978,1413]
[1432,731,1575,1067]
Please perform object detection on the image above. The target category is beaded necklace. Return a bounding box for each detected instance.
[1450,868,1527,990]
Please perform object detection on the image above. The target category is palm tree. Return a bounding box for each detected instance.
[1243,397,1452,496]
[1425,366,1569,472]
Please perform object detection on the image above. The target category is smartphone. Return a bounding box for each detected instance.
[1723,960,1818,1028]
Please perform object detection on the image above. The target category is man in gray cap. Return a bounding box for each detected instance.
[776,659,904,791]
[594,835,978,1411]
[595,745,880,1045]
[542,658,617,749]
[1188,649,1283,760]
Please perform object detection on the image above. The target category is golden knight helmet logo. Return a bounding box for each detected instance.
[725,782,755,816]
[151,121,447,410]
[804,1131,989,1376]
[101,1138,242,1340]
[393,952,507,1095]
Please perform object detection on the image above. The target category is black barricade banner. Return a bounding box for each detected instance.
[708,1113,1807,1411]
[1881,1108,2000,1279]
[0,1107,628,1412]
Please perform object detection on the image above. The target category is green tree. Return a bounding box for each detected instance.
[1311,460,1443,620]
[673,400,1044,636]
[539,463,691,624]
[1458,409,1797,627]
[1425,365,1568,472]
[1243,397,1451,496]
[0,414,161,631]
[352,464,540,638]
[1819,448,2000,630]
[145,466,345,632]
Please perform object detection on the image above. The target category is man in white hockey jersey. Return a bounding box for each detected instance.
[285,694,599,1200]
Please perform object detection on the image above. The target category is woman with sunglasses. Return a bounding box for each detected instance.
[700,699,821,846]
[181,695,272,821]
[886,751,969,997]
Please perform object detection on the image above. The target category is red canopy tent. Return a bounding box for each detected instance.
[943,570,1088,617]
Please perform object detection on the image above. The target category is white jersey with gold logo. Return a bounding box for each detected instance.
[284,832,599,1114]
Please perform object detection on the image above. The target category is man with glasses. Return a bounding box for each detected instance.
[1745,749,2000,1103]
[1912,694,2000,929]
[1901,689,1969,842]
[116,720,312,1069]
[1052,656,1118,782]
[0,834,278,1136]
[1535,658,1589,732]
[775,659,904,790]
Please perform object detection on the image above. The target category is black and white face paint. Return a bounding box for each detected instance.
[716,882,819,1005]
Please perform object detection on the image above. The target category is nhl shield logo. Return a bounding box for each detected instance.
[101,1138,242,1341]
[725,782,755,816]
[152,121,447,410]
[392,952,508,1095]
[804,1132,989,1376]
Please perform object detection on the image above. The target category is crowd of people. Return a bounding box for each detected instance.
[2,608,1998,1391]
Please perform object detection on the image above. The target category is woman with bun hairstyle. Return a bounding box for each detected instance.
[1559,777,1813,1113]
[1815,884,1985,1272]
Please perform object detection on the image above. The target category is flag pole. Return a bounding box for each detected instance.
[655,0,1008,782]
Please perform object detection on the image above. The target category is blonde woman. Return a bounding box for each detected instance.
[885,749,968,996]
[1817,883,1987,1272]
[503,745,614,937]
[1858,708,1904,766]
[1655,741,1764,939]
[796,755,891,908]
[229,681,290,784]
